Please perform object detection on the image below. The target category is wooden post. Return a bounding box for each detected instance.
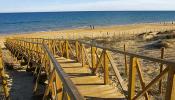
[159,47,164,94]
[128,57,137,100]
[48,40,51,54]
[59,41,63,56]
[103,50,109,85]
[81,44,85,67]
[165,66,175,100]
[52,40,56,55]
[65,40,69,59]
[75,41,79,61]
[91,46,96,74]
[124,44,128,75]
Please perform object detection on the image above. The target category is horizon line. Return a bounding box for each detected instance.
[1,10,175,13]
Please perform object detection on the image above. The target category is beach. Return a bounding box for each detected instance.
[1,22,175,45]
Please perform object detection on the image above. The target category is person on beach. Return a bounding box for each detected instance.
[90,25,92,29]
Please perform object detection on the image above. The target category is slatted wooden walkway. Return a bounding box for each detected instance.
[4,38,175,100]
[56,57,125,99]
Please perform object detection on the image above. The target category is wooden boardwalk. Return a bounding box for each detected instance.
[4,38,175,100]
[56,57,125,99]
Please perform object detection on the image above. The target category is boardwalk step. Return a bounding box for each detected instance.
[56,57,125,99]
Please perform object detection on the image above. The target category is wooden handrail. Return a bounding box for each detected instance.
[79,40,175,65]
[17,38,175,65]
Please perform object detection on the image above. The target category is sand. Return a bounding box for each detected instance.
[1,23,175,43]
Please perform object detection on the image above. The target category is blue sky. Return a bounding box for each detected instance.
[0,0,175,12]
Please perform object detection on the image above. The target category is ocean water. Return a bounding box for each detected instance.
[0,11,175,34]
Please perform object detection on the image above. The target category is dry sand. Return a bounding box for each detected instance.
[1,23,175,42]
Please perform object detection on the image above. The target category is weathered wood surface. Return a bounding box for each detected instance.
[56,57,125,99]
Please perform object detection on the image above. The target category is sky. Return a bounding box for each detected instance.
[0,0,175,12]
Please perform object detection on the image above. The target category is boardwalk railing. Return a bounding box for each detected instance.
[5,39,84,100]
[0,47,9,99]
[5,38,175,100]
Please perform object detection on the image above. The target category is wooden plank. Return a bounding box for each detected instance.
[136,59,149,100]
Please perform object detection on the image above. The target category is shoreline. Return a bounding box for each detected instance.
[0,21,174,36]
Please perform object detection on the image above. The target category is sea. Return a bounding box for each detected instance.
[0,11,175,34]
